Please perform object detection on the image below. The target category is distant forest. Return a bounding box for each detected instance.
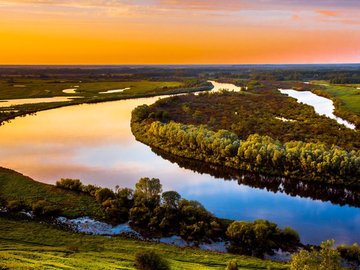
[1,64,360,83]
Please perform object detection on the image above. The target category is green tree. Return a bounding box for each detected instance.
[162,191,181,209]
[95,188,115,204]
[290,240,343,270]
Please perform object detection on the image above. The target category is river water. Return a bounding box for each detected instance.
[279,89,356,129]
[0,83,359,245]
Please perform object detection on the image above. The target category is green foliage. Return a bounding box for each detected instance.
[31,200,61,216]
[132,105,151,122]
[95,188,116,204]
[162,191,181,209]
[290,240,343,270]
[6,200,25,212]
[281,227,301,251]
[56,178,83,192]
[81,184,100,196]
[135,177,162,201]
[135,250,170,270]
[337,243,360,266]
[226,219,298,258]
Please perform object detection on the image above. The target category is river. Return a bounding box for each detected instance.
[0,83,359,246]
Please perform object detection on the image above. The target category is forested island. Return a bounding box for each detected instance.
[131,82,360,185]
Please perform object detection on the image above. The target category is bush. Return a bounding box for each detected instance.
[337,243,360,266]
[6,200,24,212]
[225,259,238,270]
[134,250,169,270]
[290,240,342,270]
[56,178,83,192]
[81,184,100,196]
[32,200,61,216]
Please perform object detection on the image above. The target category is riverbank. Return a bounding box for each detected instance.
[0,216,288,269]
[0,79,213,125]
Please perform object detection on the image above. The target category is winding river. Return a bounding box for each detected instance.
[0,83,359,246]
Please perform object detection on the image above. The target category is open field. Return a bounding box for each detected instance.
[0,217,288,270]
[0,79,182,100]
[322,84,360,115]
[306,81,360,128]
[0,78,212,125]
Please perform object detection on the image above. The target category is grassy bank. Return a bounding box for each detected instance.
[0,217,288,269]
[0,79,213,125]
[0,167,105,219]
[310,83,360,128]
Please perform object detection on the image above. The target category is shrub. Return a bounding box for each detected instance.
[81,184,100,196]
[290,240,342,270]
[32,200,61,216]
[56,178,83,192]
[337,243,360,266]
[225,259,238,270]
[6,200,24,212]
[134,250,169,270]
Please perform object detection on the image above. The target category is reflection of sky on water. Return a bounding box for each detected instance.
[0,90,359,245]
[279,89,356,129]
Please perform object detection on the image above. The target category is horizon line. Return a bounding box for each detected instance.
[0,63,360,67]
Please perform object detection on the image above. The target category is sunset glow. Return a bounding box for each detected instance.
[0,0,359,64]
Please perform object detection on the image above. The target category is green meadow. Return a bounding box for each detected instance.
[323,84,360,115]
[0,217,288,270]
[0,167,106,219]
[0,79,182,100]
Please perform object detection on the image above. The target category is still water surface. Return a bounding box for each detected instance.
[0,86,359,245]
[279,89,356,129]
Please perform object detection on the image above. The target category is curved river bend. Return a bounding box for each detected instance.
[0,84,359,245]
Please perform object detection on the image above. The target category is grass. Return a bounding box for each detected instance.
[0,167,105,219]
[0,217,289,269]
[304,81,360,128]
[321,84,360,115]
[309,80,360,115]
[0,79,182,100]
[0,79,200,125]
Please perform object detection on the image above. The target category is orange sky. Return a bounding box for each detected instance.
[0,0,359,64]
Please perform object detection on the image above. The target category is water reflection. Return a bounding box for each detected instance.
[151,147,360,208]
[0,86,359,245]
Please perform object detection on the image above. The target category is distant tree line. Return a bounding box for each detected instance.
[2,65,360,83]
